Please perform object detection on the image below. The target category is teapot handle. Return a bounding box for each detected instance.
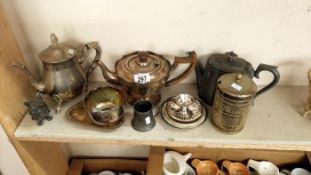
[165,51,197,87]
[254,63,280,98]
[78,42,101,79]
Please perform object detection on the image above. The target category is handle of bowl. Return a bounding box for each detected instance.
[217,170,226,175]
[191,159,201,168]
[247,159,260,173]
[183,152,192,161]
[254,63,280,98]
[280,169,291,175]
[221,160,231,172]
[165,51,197,87]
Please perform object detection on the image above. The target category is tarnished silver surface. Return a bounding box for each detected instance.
[212,73,256,134]
[83,85,125,128]
[162,94,206,129]
[10,33,101,113]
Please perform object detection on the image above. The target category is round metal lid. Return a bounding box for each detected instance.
[162,94,206,129]
[115,51,170,84]
[208,51,254,73]
[217,73,257,98]
[39,33,76,63]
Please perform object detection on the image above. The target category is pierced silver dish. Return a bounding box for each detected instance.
[162,94,206,129]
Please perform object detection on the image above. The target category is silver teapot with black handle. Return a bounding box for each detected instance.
[11,33,101,113]
[195,51,280,105]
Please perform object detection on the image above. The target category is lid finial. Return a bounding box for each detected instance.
[50,33,59,47]
[236,73,242,82]
[225,51,239,62]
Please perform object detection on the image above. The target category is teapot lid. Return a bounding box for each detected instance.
[208,51,254,74]
[217,73,257,97]
[115,51,170,84]
[39,33,76,63]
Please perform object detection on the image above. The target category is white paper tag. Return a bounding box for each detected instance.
[231,83,242,91]
[145,117,151,124]
[68,49,75,55]
[134,73,151,84]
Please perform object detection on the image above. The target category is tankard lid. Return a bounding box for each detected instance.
[217,73,257,98]
[39,33,76,63]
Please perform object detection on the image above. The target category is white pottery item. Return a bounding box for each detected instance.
[247,159,279,175]
[281,168,311,175]
[163,151,192,175]
[98,170,117,175]
[186,164,196,175]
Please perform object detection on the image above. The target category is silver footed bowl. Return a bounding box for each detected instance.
[162,94,206,129]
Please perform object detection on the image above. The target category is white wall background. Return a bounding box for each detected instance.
[3,0,311,85]
[2,0,311,168]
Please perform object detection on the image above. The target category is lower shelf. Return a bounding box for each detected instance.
[67,147,311,175]
[67,159,147,175]
[15,84,311,151]
[147,146,311,175]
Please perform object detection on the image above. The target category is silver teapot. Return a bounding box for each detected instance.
[11,33,101,113]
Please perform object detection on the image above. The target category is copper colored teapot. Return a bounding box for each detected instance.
[97,51,197,105]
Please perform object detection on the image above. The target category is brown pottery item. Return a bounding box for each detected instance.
[11,33,101,113]
[97,51,197,105]
[221,160,250,175]
[191,159,225,175]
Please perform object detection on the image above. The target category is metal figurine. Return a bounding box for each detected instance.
[303,69,311,117]
[24,93,52,126]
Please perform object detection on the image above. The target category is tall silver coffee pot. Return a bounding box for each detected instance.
[11,33,101,113]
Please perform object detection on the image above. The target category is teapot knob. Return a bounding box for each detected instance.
[225,51,239,62]
[138,52,149,62]
[50,33,59,47]
[137,51,150,66]
[236,73,242,82]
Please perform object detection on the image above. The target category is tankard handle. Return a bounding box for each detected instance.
[254,63,280,98]
[165,51,197,87]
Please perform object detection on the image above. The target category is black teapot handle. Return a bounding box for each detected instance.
[254,64,280,98]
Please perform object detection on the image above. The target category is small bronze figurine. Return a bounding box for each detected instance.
[303,69,311,117]
[24,93,52,126]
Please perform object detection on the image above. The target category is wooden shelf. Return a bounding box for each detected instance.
[14,83,311,151]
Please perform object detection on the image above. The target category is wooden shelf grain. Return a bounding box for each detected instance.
[14,83,311,151]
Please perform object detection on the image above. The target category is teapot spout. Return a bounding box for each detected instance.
[10,62,47,93]
[195,61,204,88]
[97,61,120,85]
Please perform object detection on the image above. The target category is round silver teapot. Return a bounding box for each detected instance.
[11,33,101,113]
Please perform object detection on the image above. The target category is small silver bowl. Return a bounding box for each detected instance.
[83,85,125,128]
